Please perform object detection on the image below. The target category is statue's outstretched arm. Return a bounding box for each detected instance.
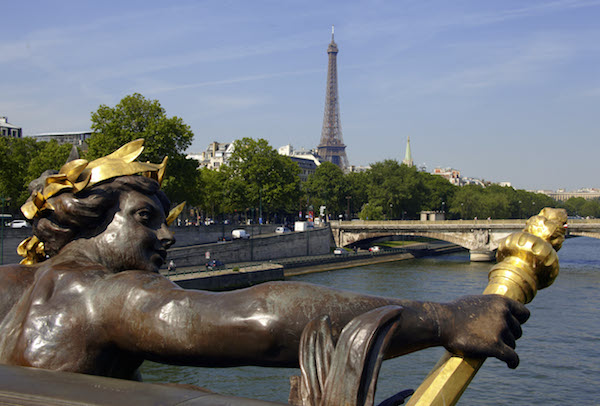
[96,273,527,368]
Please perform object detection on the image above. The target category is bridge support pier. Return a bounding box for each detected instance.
[469,249,495,262]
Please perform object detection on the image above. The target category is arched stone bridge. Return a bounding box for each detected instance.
[330,219,600,261]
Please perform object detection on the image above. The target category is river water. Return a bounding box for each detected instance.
[141,237,600,405]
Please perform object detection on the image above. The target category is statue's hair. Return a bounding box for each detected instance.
[32,175,171,257]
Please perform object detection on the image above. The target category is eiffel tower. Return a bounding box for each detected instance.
[317,26,349,171]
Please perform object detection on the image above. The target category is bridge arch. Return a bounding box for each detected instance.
[330,219,600,262]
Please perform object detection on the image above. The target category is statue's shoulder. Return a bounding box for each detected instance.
[103,269,178,290]
[0,264,36,286]
[0,264,37,321]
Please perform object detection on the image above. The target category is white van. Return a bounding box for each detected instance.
[231,229,250,239]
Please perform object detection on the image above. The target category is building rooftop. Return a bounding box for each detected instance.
[0,117,21,129]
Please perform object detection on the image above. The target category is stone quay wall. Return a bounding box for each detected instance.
[170,224,279,247]
[0,225,335,268]
[173,264,285,291]
[167,226,335,267]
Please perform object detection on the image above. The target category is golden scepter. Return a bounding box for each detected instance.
[406,207,567,406]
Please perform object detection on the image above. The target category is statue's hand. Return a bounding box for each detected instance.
[438,295,530,369]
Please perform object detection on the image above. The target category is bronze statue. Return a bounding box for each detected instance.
[0,140,530,390]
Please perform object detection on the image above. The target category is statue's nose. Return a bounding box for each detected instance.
[158,223,176,249]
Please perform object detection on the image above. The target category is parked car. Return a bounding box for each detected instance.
[275,226,291,234]
[8,220,30,229]
[231,229,250,239]
[205,259,225,271]
[369,246,382,253]
[333,247,349,256]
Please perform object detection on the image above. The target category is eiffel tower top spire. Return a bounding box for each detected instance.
[317,26,349,171]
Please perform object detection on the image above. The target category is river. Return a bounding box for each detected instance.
[141,237,600,405]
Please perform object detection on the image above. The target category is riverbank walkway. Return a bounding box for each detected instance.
[161,242,464,288]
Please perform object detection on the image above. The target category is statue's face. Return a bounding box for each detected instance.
[91,190,174,273]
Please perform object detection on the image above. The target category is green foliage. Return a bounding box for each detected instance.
[562,197,600,218]
[0,137,40,212]
[86,93,196,204]
[359,203,384,220]
[0,138,74,213]
[198,167,227,218]
[345,171,369,218]
[448,184,555,219]
[419,171,456,213]
[161,155,202,206]
[304,162,349,216]
[24,140,74,184]
[579,199,600,218]
[221,138,301,220]
[366,160,425,219]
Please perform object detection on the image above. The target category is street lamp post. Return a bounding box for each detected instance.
[0,197,10,265]
[258,188,263,226]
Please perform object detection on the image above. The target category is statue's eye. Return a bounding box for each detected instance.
[136,209,152,224]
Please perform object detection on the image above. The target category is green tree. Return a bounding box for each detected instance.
[198,167,226,219]
[22,140,74,201]
[0,137,44,212]
[345,171,369,219]
[579,199,600,218]
[367,160,425,219]
[562,197,587,218]
[221,138,301,222]
[508,189,553,218]
[304,162,349,218]
[420,172,456,213]
[86,93,196,204]
[25,141,74,181]
[359,203,384,220]
[448,185,484,219]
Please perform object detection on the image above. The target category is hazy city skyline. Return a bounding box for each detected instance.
[1,1,598,191]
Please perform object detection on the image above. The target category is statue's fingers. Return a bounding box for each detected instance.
[506,314,523,340]
[495,344,520,369]
[507,300,530,324]
[501,328,516,350]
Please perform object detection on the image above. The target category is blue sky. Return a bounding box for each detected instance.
[1,0,598,191]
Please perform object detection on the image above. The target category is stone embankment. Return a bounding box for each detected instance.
[166,226,334,267]
[1,225,464,292]
[164,242,464,291]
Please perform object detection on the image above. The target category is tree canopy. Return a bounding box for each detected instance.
[366,160,426,219]
[220,138,301,222]
[0,138,73,214]
[304,162,349,218]
[86,93,198,204]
